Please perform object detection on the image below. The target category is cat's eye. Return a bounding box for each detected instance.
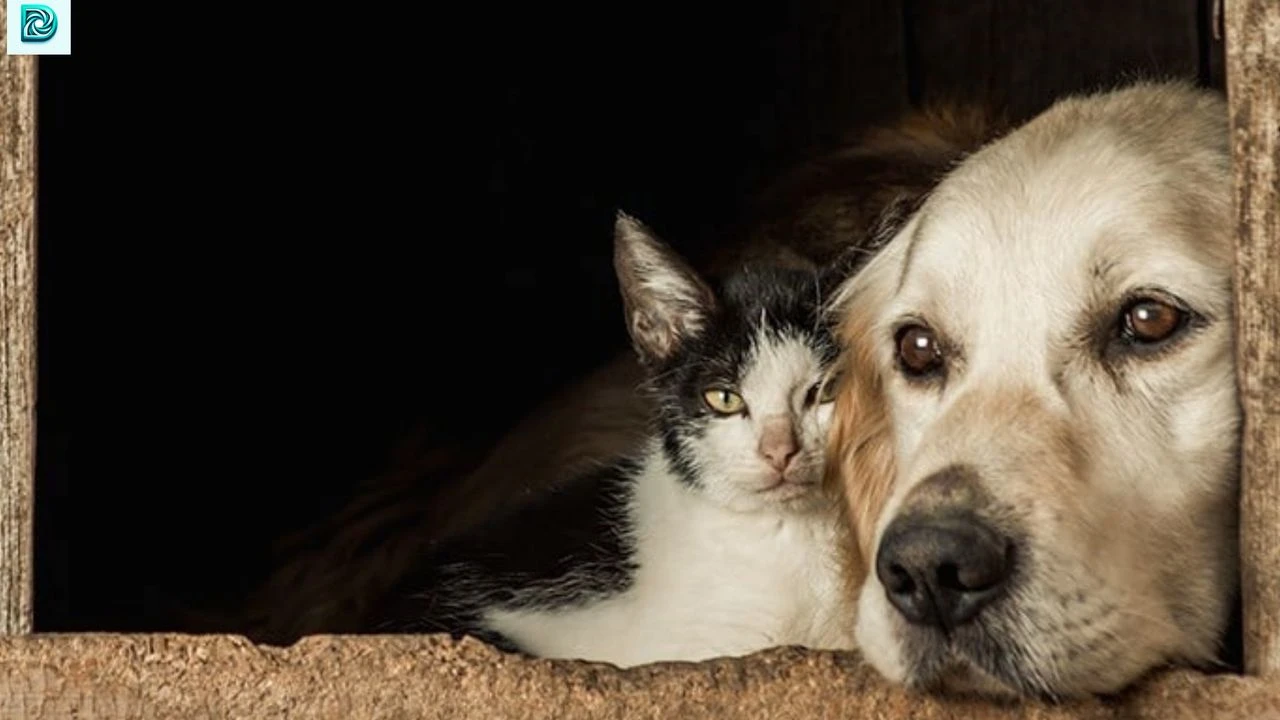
[815,372,842,404]
[703,388,746,415]
[895,323,945,378]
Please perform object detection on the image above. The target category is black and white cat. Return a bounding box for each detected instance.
[373,212,857,666]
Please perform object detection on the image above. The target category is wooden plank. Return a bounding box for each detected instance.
[0,635,1276,719]
[907,0,1202,120]
[1226,0,1280,679]
[0,5,38,636]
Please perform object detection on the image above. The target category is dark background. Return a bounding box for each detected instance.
[34,0,1225,631]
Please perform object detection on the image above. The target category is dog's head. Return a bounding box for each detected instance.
[826,81,1239,699]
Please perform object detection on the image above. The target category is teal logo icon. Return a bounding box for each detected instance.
[20,4,56,43]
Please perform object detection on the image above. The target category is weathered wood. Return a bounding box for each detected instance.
[0,5,38,636]
[1226,0,1280,679]
[907,0,1203,121]
[0,635,1276,719]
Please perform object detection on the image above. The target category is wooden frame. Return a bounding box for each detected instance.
[0,40,35,637]
[0,1,1277,717]
[1227,0,1280,679]
[0,636,1276,718]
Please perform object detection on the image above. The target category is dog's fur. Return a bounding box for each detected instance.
[827,80,1240,699]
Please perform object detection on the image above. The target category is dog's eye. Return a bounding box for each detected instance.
[1121,298,1187,344]
[896,324,944,377]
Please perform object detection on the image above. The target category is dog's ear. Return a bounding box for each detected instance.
[613,211,717,367]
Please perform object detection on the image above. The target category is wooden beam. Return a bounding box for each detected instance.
[0,635,1277,719]
[1226,0,1280,679]
[0,6,38,636]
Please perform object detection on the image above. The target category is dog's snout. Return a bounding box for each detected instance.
[875,512,1013,630]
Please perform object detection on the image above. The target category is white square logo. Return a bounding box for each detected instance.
[6,0,70,55]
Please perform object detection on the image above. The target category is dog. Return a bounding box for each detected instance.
[826,80,1239,699]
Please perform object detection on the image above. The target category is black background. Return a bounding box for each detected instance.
[39,2,841,631]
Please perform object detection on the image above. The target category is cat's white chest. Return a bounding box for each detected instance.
[632,499,853,659]
[481,463,856,667]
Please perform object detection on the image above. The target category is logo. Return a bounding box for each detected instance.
[6,0,68,54]
[19,4,54,42]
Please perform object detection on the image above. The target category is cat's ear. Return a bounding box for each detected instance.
[614,211,717,366]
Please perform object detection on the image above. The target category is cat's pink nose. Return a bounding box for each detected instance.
[758,419,799,472]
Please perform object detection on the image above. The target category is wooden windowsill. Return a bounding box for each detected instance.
[0,634,1276,719]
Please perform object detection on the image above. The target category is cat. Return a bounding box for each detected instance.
[233,104,1003,647]
[367,212,860,666]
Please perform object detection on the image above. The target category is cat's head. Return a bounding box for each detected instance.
[614,211,851,514]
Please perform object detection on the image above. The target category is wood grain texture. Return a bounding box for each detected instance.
[907,0,1203,121]
[0,7,38,637]
[0,635,1276,719]
[1226,0,1280,679]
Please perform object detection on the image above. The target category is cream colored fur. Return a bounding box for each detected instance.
[827,80,1239,699]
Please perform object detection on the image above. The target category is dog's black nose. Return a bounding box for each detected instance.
[875,513,1012,630]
